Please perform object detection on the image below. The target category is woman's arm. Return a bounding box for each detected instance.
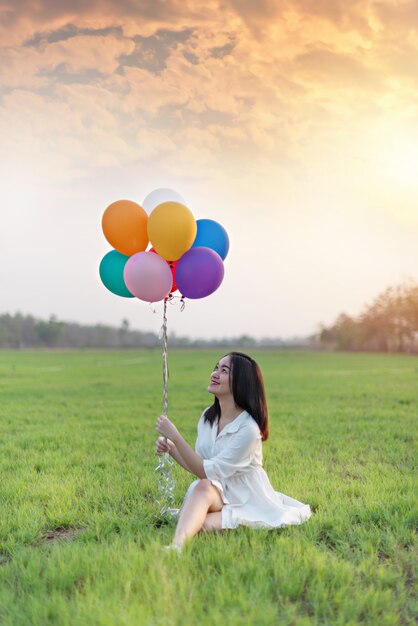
[156,416,206,479]
[169,443,194,473]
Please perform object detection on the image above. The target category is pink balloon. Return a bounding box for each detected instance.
[123,251,172,302]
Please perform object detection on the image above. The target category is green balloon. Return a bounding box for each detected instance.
[99,250,134,298]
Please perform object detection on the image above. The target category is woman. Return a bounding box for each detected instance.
[155,352,311,551]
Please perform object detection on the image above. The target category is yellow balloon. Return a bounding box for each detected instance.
[147,202,197,261]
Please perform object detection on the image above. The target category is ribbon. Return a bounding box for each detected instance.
[155,298,176,516]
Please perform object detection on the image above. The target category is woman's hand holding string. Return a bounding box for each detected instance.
[156,415,179,442]
[155,436,174,456]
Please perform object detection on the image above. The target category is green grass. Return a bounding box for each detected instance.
[0,349,416,625]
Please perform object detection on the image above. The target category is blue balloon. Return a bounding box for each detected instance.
[99,250,134,298]
[191,219,229,260]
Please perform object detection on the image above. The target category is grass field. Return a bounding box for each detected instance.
[0,349,416,626]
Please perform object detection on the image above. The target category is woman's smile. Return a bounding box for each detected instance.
[207,356,231,395]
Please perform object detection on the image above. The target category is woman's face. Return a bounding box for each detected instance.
[207,355,232,397]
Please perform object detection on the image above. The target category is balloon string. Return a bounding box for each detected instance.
[155,298,175,516]
[162,298,169,417]
[165,294,186,311]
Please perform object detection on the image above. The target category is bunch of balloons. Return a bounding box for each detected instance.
[99,188,229,302]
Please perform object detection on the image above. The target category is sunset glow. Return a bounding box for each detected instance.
[1,0,417,338]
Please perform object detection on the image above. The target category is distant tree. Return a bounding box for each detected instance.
[119,318,130,347]
[317,280,418,353]
[236,335,257,348]
[35,315,64,347]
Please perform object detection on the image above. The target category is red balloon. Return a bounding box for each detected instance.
[150,248,178,293]
[170,260,178,293]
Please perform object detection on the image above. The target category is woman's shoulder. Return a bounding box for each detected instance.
[238,411,262,436]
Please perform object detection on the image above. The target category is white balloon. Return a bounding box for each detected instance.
[142,188,186,213]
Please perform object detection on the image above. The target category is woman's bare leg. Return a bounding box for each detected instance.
[173,479,223,548]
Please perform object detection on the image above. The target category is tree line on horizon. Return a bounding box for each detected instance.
[315,281,418,353]
[0,313,307,350]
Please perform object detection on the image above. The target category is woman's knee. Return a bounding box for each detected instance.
[194,478,213,497]
[194,479,218,504]
[190,479,223,510]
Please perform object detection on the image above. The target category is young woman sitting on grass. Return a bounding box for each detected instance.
[155,351,311,551]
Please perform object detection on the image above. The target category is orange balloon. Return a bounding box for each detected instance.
[147,201,197,261]
[102,200,148,256]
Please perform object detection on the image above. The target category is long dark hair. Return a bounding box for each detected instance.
[204,352,269,441]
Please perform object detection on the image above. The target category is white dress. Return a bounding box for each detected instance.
[183,410,312,530]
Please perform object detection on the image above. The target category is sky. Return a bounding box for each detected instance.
[1,0,417,340]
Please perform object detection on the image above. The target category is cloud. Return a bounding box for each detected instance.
[209,40,236,59]
[38,63,105,85]
[290,0,371,31]
[374,0,418,32]
[294,46,383,90]
[1,0,417,184]
[183,49,199,65]
[24,23,124,47]
[118,27,194,73]
[0,33,135,91]
[227,0,285,32]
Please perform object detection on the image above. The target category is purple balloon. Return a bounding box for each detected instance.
[176,247,224,299]
[124,251,172,302]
